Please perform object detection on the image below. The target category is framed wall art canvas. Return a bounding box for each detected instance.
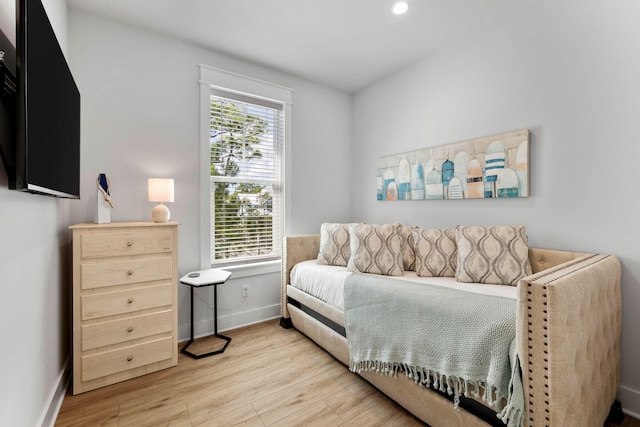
[377,129,529,201]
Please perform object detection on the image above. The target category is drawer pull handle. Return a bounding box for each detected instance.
[127,327,134,333]
[127,270,133,276]
[127,355,133,362]
[127,298,134,304]
[127,241,133,247]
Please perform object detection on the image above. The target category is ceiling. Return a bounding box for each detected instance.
[66,0,521,93]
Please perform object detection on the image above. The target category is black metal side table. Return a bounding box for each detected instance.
[179,268,232,359]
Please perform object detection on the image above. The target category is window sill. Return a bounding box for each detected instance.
[214,259,281,278]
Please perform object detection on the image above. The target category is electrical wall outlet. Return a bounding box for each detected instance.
[241,284,249,298]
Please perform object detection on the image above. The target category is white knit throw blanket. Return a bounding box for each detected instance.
[344,273,524,427]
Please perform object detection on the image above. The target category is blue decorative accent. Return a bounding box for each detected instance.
[98,173,109,195]
[398,182,411,200]
[497,188,519,198]
[441,160,454,186]
[483,168,493,198]
[411,163,425,200]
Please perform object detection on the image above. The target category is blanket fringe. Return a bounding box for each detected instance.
[498,403,524,427]
[350,360,515,421]
[497,353,525,427]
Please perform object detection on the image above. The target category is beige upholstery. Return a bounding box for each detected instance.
[527,247,586,274]
[517,253,621,427]
[281,234,320,319]
[281,235,622,427]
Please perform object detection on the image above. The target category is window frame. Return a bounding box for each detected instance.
[199,65,292,270]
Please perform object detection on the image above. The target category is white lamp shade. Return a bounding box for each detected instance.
[148,178,174,203]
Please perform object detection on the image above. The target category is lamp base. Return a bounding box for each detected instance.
[152,203,170,223]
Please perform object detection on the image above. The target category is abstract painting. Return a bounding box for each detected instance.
[377,129,529,201]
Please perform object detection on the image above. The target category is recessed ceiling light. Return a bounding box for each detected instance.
[392,1,409,15]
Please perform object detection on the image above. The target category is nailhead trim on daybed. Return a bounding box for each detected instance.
[525,281,550,426]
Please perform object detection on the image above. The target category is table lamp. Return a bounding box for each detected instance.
[148,178,174,223]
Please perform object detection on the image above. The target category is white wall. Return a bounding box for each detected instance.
[0,1,72,426]
[352,1,640,415]
[67,10,352,340]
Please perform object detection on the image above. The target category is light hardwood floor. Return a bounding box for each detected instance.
[56,319,424,426]
[56,319,638,427]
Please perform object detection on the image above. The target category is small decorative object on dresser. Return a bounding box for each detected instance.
[95,173,113,224]
[69,221,179,394]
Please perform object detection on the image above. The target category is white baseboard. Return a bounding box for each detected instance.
[218,303,281,333]
[179,303,281,341]
[619,384,640,419]
[38,356,71,427]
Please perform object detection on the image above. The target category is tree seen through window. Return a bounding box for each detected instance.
[209,97,279,262]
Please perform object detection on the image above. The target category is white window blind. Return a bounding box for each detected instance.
[209,89,283,265]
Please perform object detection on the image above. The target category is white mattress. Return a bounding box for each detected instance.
[289,259,518,310]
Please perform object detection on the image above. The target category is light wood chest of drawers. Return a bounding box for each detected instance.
[69,222,179,394]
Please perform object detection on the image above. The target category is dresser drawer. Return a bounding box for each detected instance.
[81,337,173,382]
[82,284,172,320]
[82,310,173,351]
[81,257,172,290]
[81,230,173,259]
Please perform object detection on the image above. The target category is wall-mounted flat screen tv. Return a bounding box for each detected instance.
[0,0,81,199]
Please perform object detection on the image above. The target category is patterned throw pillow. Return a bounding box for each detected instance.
[413,228,457,277]
[317,223,355,267]
[347,223,404,276]
[395,223,418,271]
[455,225,532,286]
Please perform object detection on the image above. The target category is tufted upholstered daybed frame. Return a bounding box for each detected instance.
[280,234,622,427]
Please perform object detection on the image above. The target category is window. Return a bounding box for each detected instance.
[209,91,282,264]
[199,65,291,268]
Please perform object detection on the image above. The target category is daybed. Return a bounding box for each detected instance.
[280,224,622,427]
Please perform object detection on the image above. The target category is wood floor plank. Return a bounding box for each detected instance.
[55,319,640,427]
[54,404,119,427]
[192,403,265,427]
[337,398,425,427]
[119,402,192,427]
[323,376,389,421]
[267,400,344,427]
[117,389,187,422]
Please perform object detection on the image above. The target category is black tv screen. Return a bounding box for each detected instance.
[14,0,81,198]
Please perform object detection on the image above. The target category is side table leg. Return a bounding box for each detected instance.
[180,286,197,357]
[213,283,232,354]
[190,286,195,341]
[214,283,218,334]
